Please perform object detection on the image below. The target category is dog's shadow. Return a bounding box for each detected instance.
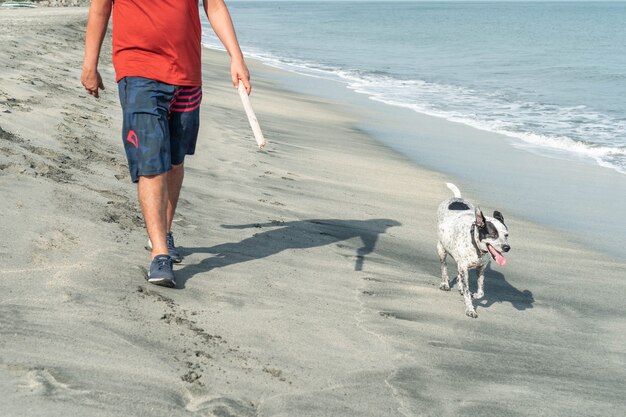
[175,218,401,288]
[453,264,534,311]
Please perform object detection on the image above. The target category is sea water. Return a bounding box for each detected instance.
[203,1,626,174]
[201,1,626,260]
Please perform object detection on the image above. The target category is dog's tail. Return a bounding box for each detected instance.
[446,182,462,198]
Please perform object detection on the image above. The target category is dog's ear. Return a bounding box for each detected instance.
[493,211,505,225]
[475,207,486,227]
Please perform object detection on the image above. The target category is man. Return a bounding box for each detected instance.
[81,0,251,288]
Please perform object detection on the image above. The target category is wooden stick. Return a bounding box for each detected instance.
[238,83,266,149]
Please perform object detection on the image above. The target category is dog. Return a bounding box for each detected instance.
[437,183,510,318]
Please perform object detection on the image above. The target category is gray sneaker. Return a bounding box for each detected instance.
[145,232,183,263]
[147,255,176,288]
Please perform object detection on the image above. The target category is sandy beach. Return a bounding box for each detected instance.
[1,7,625,417]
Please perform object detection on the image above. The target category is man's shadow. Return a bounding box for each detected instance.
[176,218,401,288]
[454,264,534,311]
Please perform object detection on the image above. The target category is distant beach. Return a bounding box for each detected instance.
[1,6,625,417]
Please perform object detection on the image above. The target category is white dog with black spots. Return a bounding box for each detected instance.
[437,183,510,318]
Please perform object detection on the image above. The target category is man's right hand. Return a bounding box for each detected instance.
[81,68,105,98]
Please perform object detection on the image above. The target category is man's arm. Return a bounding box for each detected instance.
[81,0,113,98]
[203,0,251,94]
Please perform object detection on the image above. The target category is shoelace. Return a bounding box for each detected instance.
[156,256,172,270]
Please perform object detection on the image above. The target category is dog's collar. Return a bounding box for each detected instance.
[470,223,486,257]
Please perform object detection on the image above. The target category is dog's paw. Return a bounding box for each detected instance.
[439,282,450,291]
[465,309,478,318]
[472,291,484,300]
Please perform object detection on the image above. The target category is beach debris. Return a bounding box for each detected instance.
[237,83,266,149]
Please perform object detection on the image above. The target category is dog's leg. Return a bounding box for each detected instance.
[459,269,477,318]
[456,267,464,294]
[437,241,450,291]
[473,265,485,300]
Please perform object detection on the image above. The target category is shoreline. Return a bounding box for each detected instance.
[1,8,625,417]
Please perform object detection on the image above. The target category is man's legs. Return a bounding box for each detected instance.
[118,76,178,257]
[118,78,199,287]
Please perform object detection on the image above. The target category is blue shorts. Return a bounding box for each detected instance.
[118,76,202,183]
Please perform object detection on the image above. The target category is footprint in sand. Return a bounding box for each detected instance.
[6,364,88,398]
[183,394,257,416]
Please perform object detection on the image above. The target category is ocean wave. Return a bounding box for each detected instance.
[345,75,626,174]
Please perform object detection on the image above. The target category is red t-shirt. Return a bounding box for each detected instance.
[112,0,202,86]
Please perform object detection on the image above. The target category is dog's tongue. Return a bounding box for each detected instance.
[488,245,506,266]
